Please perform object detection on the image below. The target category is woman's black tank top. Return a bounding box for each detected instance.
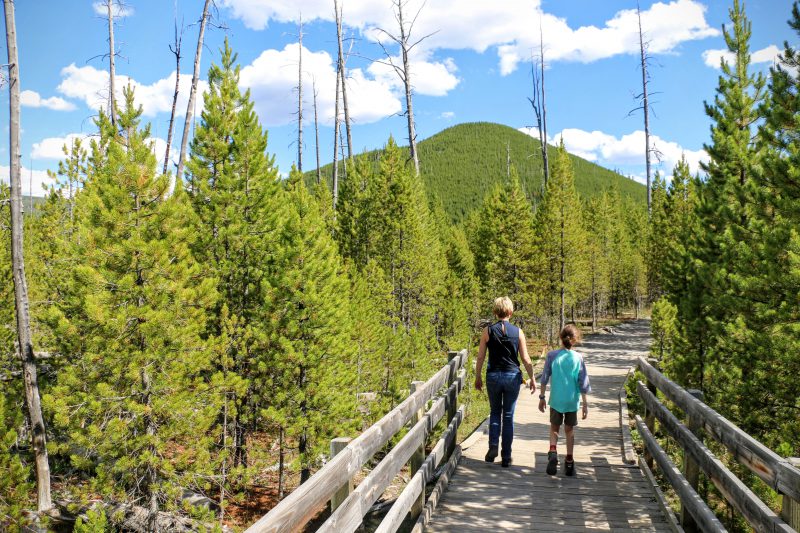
[486,320,520,373]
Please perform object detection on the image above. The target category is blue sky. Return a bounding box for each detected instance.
[0,0,795,195]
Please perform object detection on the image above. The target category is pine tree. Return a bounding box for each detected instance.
[753,1,800,453]
[186,40,281,473]
[263,169,355,483]
[44,89,220,523]
[0,185,32,532]
[646,172,669,302]
[471,169,538,329]
[695,0,766,421]
[534,143,588,339]
[583,193,612,331]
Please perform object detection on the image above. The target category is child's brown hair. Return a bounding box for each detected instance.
[560,324,582,349]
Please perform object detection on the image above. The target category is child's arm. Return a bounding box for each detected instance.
[578,356,591,419]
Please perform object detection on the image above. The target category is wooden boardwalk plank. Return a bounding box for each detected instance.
[426,320,671,532]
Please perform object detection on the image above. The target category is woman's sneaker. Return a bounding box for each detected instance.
[546,451,558,475]
[565,459,576,476]
[485,445,498,462]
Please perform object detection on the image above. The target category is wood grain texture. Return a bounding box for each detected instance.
[636,357,800,502]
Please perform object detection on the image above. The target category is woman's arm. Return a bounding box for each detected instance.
[474,327,489,391]
[518,329,536,393]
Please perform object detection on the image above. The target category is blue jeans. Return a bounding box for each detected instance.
[486,370,522,460]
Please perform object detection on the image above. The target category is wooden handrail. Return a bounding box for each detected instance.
[245,349,467,533]
[319,369,466,532]
[636,357,800,502]
[634,415,728,532]
[375,406,464,533]
[636,381,792,533]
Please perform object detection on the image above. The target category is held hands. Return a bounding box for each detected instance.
[538,397,546,413]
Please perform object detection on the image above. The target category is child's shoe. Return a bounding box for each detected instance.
[546,450,558,475]
[565,459,575,476]
[501,457,512,468]
[485,445,498,463]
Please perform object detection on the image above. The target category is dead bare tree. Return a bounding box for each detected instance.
[635,3,653,214]
[176,0,212,181]
[313,77,321,184]
[3,0,53,513]
[297,15,304,172]
[375,0,436,176]
[164,13,184,175]
[332,0,343,208]
[335,1,353,159]
[527,19,550,186]
[105,0,118,128]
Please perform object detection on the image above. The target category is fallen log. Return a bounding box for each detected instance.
[50,500,233,532]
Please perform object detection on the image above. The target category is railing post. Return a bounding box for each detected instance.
[409,380,426,520]
[643,357,659,469]
[446,351,458,459]
[782,458,800,530]
[681,389,704,533]
[329,437,352,512]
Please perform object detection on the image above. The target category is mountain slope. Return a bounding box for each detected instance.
[313,122,645,222]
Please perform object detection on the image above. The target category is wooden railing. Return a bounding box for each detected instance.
[630,356,800,533]
[245,349,468,533]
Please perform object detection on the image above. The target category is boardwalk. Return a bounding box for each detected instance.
[426,320,672,532]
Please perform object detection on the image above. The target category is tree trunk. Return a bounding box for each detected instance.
[559,209,565,332]
[299,365,310,484]
[176,0,211,181]
[397,1,420,176]
[638,4,652,214]
[3,0,53,512]
[539,20,549,185]
[106,0,117,128]
[278,426,285,499]
[591,276,597,333]
[297,16,303,172]
[332,3,342,209]
[163,20,182,175]
[335,3,352,159]
[313,79,321,185]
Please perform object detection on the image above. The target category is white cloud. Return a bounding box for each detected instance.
[440,111,455,119]
[703,44,782,69]
[222,0,718,76]
[367,52,460,96]
[31,133,91,160]
[92,1,134,18]
[520,126,708,178]
[57,64,207,118]
[20,90,76,112]
[0,165,58,197]
[240,43,401,127]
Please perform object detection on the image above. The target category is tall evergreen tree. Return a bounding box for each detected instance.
[752,1,800,453]
[583,192,612,332]
[263,170,355,483]
[695,0,766,418]
[471,169,538,329]
[534,143,588,338]
[186,40,281,472]
[44,89,221,524]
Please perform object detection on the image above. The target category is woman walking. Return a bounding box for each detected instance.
[474,297,536,467]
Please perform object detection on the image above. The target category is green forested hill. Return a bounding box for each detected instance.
[313,122,645,221]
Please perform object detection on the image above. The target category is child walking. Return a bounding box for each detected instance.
[538,325,591,476]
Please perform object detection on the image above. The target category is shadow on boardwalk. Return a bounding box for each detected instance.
[426,320,671,532]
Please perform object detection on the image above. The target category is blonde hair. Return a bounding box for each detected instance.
[492,297,514,319]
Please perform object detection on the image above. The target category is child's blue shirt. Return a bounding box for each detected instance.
[540,348,591,413]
